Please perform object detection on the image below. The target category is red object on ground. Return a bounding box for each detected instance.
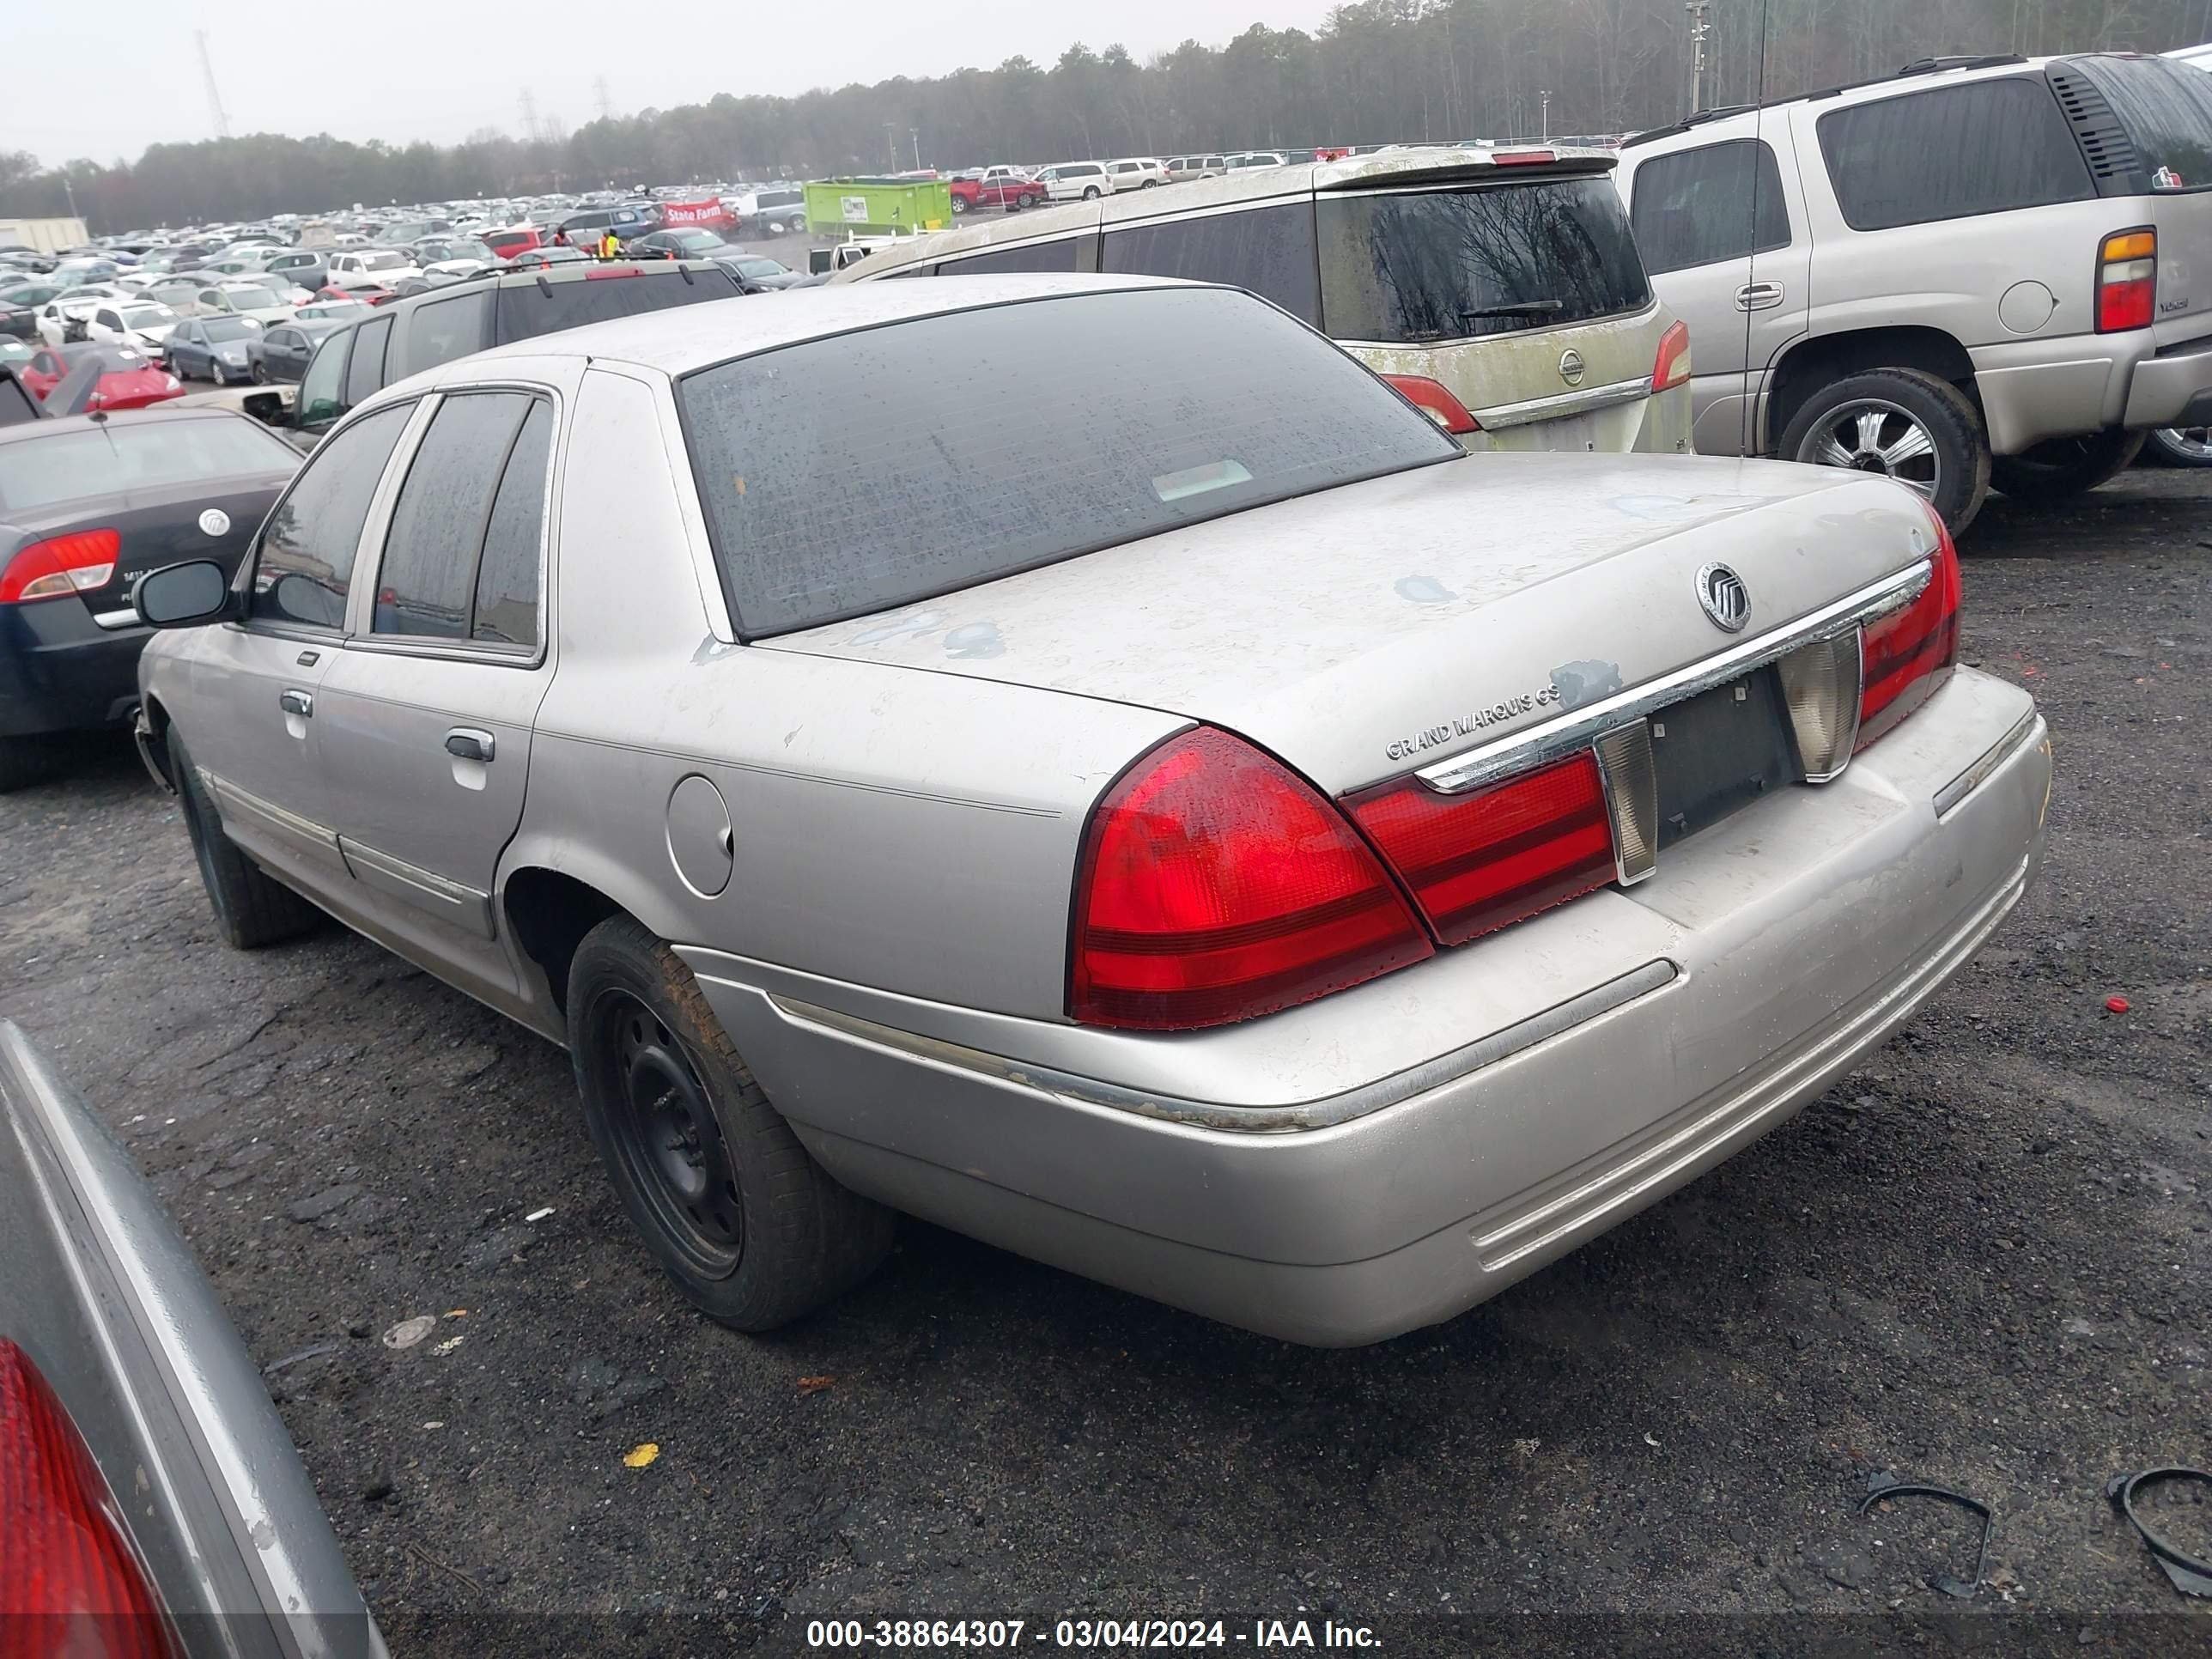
[2105,995,2130,1014]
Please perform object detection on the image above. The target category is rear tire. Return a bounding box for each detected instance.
[1082,185,1101,200]
[1991,430,2148,500]
[2142,425,2212,468]
[1778,367,1990,536]
[951,196,969,216]
[0,738,65,793]
[168,727,324,949]
[568,915,893,1331]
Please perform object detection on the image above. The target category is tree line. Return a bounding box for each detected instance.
[4,0,2203,232]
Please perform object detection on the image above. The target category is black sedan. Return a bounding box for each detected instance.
[2,283,64,340]
[0,407,299,789]
[254,319,349,384]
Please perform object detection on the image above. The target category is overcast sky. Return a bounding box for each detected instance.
[9,0,1340,166]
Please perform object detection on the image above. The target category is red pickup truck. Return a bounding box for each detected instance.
[950,167,1047,214]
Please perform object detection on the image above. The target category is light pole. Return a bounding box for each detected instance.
[1684,0,1711,116]
[1539,88,1551,140]
[884,123,899,172]
[910,127,921,170]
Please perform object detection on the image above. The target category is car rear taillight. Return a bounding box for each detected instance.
[1382,374,1480,435]
[1345,752,1616,946]
[0,528,119,605]
[0,1340,179,1656]
[1492,149,1557,165]
[1069,726,1433,1030]
[1651,319,1691,393]
[2096,228,2155,333]
[583,266,641,280]
[1856,510,1961,750]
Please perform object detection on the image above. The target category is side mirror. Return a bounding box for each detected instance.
[132,560,235,628]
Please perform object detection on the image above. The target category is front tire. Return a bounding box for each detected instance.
[1778,367,1990,536]
[568,915,893,1331]
[1990,429,2148,500]
[951,196,969,216]
[1082,185,1101,200]
[169,727,324,949]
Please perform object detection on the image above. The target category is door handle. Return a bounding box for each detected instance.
[445,728,495,763]
[1735,281,1785,312]
[278,689,313,717]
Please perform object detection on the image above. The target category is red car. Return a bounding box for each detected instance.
[482,226,544,261]
[25,343,182,411]
[313,282,404,307]
[949,167,1047,215]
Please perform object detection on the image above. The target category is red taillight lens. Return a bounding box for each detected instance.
[1651,318,1691,392]
[1070,727,1433,1030]
[1382,374,1480,435]
[1856,514,1962,750]
[0,1340,178,1655]
[584,265,641,280]
[0,528,119,605]
[1492,149,1557,165]
[1345,752,1615,946]
[2096,228,2155,333]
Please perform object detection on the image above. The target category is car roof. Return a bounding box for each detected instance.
[445,271,1193,380]
[0,403,248,449]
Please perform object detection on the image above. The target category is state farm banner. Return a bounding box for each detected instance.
[659,198,734,230]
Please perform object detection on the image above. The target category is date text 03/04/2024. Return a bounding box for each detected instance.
[804,1619,1383,1649]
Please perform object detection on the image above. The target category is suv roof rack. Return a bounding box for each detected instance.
[1621,51,2038,149]
[1620,104,1757,149]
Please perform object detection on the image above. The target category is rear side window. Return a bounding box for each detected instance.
[1318,176,1651,343]
[1632,140,1792,273]
[1103,204,1322,325]
[252,404,410,629]
[472,399,551,645]
[2060,55,2212,191]
[491,268,741,346]
[374,392,536,640]
[677,287,1458,637]
[344,314,392,406]
[941,238,1082,276]
[398,289,493,377]
[1818,79,2095,231]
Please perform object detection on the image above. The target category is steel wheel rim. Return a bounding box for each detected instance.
[592,989,743,1277]
[2159,425,2212,461]
[1802,398,1942,502]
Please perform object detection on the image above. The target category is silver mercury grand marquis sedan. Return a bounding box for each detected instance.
[129,274,2051,1346]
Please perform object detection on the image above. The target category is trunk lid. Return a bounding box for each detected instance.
[759,453,1940,793]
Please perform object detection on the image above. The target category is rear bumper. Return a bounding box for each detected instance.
[1972,327,2212,452]
[0,605,149,739]
[685,670,2050,1346]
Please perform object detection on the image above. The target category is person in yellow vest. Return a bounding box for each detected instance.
[599,228,621,260]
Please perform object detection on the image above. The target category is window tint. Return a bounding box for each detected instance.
[1818,78,2094,231]
[677,287,1457,637]
[942,238,1083,276]
[252,404,410,629]
[0,416,297,511]
[1317,176,1651,343]
[298,329,349,426]
[1103,203,1322,325]
[491,266,740,345]
[1632,139,1792,274]
[95,311,121,331]
[2062,55,2212,190]
[374,392,533,639]
[344,313,392,406]
[472,398,551,646]
[398,289,492,377]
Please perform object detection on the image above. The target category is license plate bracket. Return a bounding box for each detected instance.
[1650,668,1802,849]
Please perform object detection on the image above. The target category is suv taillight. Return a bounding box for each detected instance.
[2096,228,2156,332]
[1856,508,1962,750]
[0,528,118,605]
[1345,753,1616,946]
[1069,727,1433,1030]
[1651,319,1692,393]
[1382,374,1480,435]
[0,1340,179,1656]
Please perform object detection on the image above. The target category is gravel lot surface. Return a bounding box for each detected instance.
[2,471,2208,1656]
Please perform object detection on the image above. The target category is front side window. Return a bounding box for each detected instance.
[1103,203,1322,325]
[1318,174,1652,343]
[374,392,538,641]
[1818,78,2095,231]
[1632,139,1793,274]
[678,287,1458,637]
[251,403,411,629]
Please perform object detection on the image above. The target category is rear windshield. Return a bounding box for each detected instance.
[1317,175,1651,344]
[0,417,296,511]
[492,267,742,346]
[677,286,1460,637]
[2063,55,2212,190]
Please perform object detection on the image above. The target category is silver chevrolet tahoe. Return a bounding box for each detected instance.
[1617,51,2212,532]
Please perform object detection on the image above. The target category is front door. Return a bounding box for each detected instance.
[313,389,557,1003]
[181,400,418,896]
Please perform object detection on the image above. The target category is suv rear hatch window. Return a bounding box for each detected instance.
[1316,175,1651,343]
[491,265,742,346]
[677,287,1460,636]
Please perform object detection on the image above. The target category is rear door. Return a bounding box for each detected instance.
[313,385,559,1000]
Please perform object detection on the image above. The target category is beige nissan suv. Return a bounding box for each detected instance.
[1616,52,2212,531]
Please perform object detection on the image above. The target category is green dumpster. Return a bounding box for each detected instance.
[803,179,952,238]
